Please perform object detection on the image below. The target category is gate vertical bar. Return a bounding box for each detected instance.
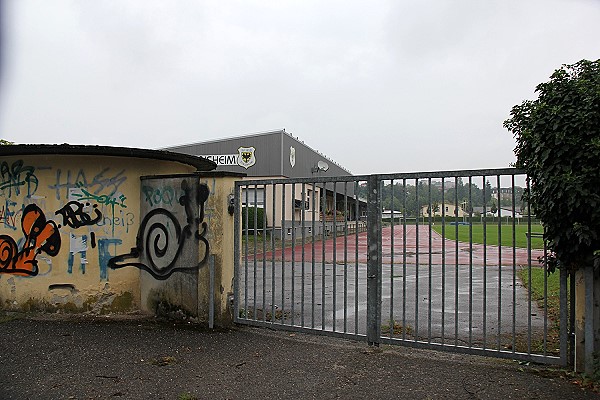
[389,180,395,339]
[244,185,249,318]
[402,179,407,341]
[209,255,215,329]
[233,183,241,321]
[343,182,349,333]
[281,184,286,324]
[261,185,267,322]
[354,181,360,335]
[560,266,568,365]
[496,174,502,351]
[354,181,360,337]
[543,239,548,355]
[311,183,316,329]
[569,272,576,366]
[468,177,473,347]
[332,182,338,332]
[301,183,306,328]
[441,178,446,345]
[321,184,327,330]
[291,183,296,326]
[585,266,594,374]
[253,185,258,319]
[526,178,532,353]
[454,176,459,346]
[415,180,420,339]
[271,183,276,324]
[482,176,488,348]
[511,175,517,353]
[367,175,382,345]
[428,178,432,343]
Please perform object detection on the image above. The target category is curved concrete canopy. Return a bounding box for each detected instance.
[0,144,217,171]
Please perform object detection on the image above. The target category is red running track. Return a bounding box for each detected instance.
[253,225,543,266]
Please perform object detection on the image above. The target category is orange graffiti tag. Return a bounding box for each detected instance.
[0,204,61,276]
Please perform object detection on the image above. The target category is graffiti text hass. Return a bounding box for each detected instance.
[49,168,127,200]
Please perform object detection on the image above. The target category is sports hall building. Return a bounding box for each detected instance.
[164,129,366,236]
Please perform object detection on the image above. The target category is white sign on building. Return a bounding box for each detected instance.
[201,146,257,169]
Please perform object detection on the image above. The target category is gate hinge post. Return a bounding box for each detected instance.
[366,174,382,345]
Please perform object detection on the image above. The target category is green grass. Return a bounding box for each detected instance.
[431,223,544,249]
[517,267,563,355]
[381,320,413,336]
[518,267,561,321]
[241,233,322,255]
[0,311,24,323]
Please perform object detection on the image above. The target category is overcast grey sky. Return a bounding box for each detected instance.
[0,1,598,175]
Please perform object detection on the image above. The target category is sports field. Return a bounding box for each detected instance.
[431,223,544,249]
[253,224,544,266]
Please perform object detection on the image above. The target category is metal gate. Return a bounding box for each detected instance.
[234,168,572,365]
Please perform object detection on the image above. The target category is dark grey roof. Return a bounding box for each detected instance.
[0,144,216,171]
[163,129,352,177]
[164,129,286,150]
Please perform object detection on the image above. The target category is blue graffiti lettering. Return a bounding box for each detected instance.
[142,185,178,207]
[72,184,127,208]
[96,210,135,234]
[98,238,122,280]
[67,234,88,275]
[49,168,127,200]
[0,199,21,230]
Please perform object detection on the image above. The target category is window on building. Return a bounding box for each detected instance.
[242,188,265,207]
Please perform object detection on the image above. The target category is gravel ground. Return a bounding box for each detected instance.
[0,314,596,400]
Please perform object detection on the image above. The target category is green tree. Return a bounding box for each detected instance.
[484,180,493,205]
[0,139,14,145]
[504,59,600,273]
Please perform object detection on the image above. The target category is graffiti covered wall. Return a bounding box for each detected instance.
[0,155,198,312]
[120,175,210,314]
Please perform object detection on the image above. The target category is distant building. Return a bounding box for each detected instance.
[491,187,524,202]
[164,129,351,179]
[472,207,523,219]
[421,203,465,217]
[382,209,403,221]
[164,129,366,235]
[492,208,523,219]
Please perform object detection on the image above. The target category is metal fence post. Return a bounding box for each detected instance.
[560,266,568,365]
[585,266,594,375]
[209,255,215,329]
[233,183,240,322]
[367,175,382,346]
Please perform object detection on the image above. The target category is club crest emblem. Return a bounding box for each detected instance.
[237,146,256,169]
[290,146,296,168]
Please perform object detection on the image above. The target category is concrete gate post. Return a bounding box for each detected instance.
[198,172,245,327]
[574,267,600,374]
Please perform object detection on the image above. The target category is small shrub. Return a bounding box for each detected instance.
[241,206,267,231]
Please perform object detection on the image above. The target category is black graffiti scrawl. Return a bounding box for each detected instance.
[108,180,210,280]
[0,204,61,276]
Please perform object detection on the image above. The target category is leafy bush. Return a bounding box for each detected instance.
[241,206,266,231]
[504,59,600,273]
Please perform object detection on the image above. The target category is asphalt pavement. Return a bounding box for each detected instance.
[0,314,595,400]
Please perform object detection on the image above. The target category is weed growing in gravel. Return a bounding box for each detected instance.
[150,355,176,366]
